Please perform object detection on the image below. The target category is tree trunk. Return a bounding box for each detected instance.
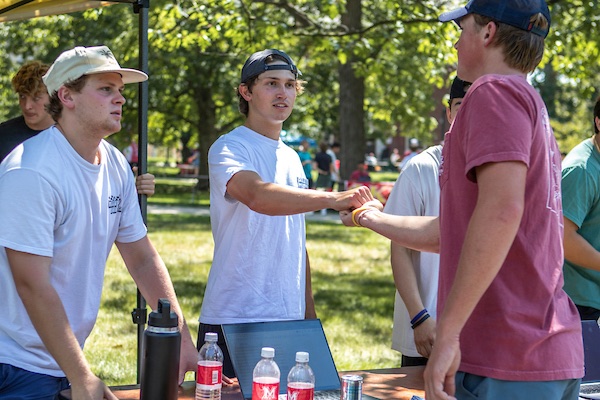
[338,0,365,184]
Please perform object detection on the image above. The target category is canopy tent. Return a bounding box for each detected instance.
[0,0,151,381]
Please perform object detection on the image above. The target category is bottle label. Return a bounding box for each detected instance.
[197,360,223,388]
[287,382,315,400]
[252,377,279,400]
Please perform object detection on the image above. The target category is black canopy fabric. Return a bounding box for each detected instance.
[0,0,150,381]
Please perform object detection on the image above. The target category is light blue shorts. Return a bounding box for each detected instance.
[0,363,69,400]
[455,371,581,400]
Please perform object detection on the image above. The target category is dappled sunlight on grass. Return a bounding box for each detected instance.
[85,213,402,385]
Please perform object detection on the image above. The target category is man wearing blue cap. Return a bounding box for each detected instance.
[340,0,583,398]
[199,49,373,377]
[427,1,582,397]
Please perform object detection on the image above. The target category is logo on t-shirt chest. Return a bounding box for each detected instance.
[108,195,123,214]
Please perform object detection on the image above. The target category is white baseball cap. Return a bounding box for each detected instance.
[43,45,148,95]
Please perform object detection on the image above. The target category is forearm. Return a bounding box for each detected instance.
[18,281,94,384]
[391,244,426,317]
[304,250,317,319]
[227,171,373,214]
[358,210,439,253]
[242,181,336,214]
[563,223,600,271]
[437,198,522,338]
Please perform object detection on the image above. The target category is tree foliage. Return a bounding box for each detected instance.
[0,0,597,172]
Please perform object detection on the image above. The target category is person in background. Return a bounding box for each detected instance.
[0,60,155,196]
[386,76,470,367]
[187,148,201,176]
[298,139,314,188]
[122,138,139,168]
[398,138,421,171]
[327,142,341,191]
[561,95,600,321]
[0,45,197,399]
[349,162,371,183]
[389,148,401,169]
[314,140,333,190]
[200,49,373,378]
[340,0,583,398]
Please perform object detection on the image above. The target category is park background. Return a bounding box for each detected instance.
[0,0,598,385]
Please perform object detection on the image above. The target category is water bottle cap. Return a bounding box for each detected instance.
[261,347,275,358]
[204,332,218,342]
[147,298,178,328]
[295,351,309,363]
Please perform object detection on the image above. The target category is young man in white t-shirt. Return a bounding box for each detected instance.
[199,49,373,377]
[385,77,470,368]
[0,46,197,399]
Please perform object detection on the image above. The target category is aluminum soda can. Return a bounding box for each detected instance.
[340,374,363,400]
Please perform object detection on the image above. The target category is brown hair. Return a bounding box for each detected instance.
[11,61,50,96]
[473,13,548,73]
[45,75,88,121]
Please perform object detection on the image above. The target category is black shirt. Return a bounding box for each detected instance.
[0,115,42,163]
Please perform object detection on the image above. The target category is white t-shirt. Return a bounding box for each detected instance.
[200,126,309,324]
[383,145,441,358]
[0,127,147,377]
[326,148,339,182]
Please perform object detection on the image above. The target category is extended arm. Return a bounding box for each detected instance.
[563,217,600,271]
[6,249,117,400]
[424,161,526,399]
[340,204,440,253]
[226,170,373,215]
[116,236,197,384]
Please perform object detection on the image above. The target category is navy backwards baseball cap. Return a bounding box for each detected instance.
[449,77,471,101]
[240,49,300,83]
[439,0,551,38]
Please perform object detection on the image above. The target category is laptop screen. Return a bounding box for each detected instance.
[222,319,341,399]
[582,320,600,383]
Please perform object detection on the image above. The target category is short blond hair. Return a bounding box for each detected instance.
[11,61,50,96]
[474,13,548,73]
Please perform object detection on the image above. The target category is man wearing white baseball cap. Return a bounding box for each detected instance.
[0,45,197,399]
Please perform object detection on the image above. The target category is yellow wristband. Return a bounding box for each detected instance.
[351,207,371,227]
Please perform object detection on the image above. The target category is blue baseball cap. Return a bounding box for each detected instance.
[439,0,551,38]
[240,49,301,83]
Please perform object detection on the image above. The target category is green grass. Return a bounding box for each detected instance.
[84,213,400,385]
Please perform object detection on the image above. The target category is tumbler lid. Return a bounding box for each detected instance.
[148,298,178,328]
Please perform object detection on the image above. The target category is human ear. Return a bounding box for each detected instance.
[239,84,252,101]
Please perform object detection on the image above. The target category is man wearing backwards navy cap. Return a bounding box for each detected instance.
[427,0,583,399]
[337,0,582,399]
[199,49,373,377]
[0,45,198,399]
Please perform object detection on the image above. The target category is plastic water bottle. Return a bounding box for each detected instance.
[287,351,315,400]
[139,299,181,400]
[196,332,224,400]
[252,347,280,400]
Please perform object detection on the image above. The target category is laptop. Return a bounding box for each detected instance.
[579,320,600,399]
[222,319,380,400]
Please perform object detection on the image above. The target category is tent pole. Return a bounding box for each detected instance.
[131,0,150,384]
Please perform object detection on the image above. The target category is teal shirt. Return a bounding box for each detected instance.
[562,138,600,309]
[298,150,312,179]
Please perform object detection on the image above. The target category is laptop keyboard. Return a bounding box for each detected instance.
[580,382,600,395]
